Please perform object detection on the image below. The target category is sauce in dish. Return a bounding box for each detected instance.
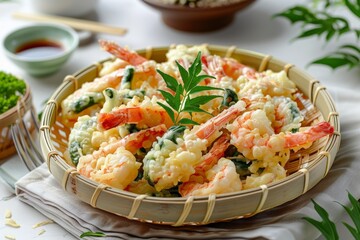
[15,39,63,59]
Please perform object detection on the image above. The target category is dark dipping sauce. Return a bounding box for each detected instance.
[15,39,64,59]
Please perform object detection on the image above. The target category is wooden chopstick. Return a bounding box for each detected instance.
[12,12,127,36]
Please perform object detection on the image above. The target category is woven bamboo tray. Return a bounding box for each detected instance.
[40,45,341,226]
[0,84,33,160]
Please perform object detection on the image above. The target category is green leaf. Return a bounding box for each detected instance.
[80,231,106,238]
[192,75,216,90]
[173,84,183,110]
[189,85,223,94]
[156,69,179,92]
[158,89,177,109]
[186,52,203,91]
[176,61,190,90]
[330,16,351,35]
[336,51,359,62]
[157,51,220,126]
[338,192,360,239]
[344,0,360,18]
[326,29,336,41]
[188,95,222,107]
[311,56,356,69]
[355,29,360,39]
[178,118,199,125]
[343,222,360,240]
[341,44,360,54]
[157,101,176,123]
[188,52,202,78]
[183,105,210,114]
[303,199,339,240]
[274,6,316,24]
[296,27,327,39]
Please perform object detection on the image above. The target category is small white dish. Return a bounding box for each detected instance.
[3,23,79,76]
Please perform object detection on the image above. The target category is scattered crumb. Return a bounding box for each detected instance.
[37,229,46,236]
[32,219,54,229]
[4,234,16,240]
[4,209,12,219]
[5,218,20,228]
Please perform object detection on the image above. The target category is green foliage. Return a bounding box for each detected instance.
[339,192,360,239]
[304,191,360,239]
[80,231,106,238]
[0,71,26,114]
[157,51,223,126]
[310,44,360,69]
[274,0,360,70]
[303,199,339,240]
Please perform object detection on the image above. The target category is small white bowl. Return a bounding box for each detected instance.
[3,23,79,77]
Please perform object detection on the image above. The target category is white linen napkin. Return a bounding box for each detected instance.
[15,86,360,240]
[15,152,360,240]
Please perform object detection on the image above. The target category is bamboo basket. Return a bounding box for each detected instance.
[0,84,33,160]
[40,45,341,226]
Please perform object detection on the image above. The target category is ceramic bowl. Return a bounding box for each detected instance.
[142,0,256,32]
[3,23,79,77]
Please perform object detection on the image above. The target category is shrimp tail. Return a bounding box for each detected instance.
[99,39,147,65]
[195,100,246,139]
[195,133,231,174]
[285,121,334,148]
[98,107,142,130]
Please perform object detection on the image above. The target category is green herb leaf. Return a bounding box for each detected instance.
[310,44,360,69]
[303,199,339,240]
[274,1,360,71]
[355,29,360,39]
[182,105,210,114]
[274,6,316,24]
[157,101,176,123]
[157,51,223,126]
[158,89,177,109]
[156,70,179,92]
[178,118,199,125]
[188,85,223,94]
[304,191,360,240]
[80,231,106,238]
[341,44,360,54]
[188,95,223,107]
[176,61,190,89]
[344,0,360,18]
[338,192,360,239]
[311,56,354,69]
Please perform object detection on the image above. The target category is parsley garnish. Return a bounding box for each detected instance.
[157,51,223,126]
[0,71,26,114]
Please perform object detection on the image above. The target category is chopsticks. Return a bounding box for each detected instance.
[12,12,127,36]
